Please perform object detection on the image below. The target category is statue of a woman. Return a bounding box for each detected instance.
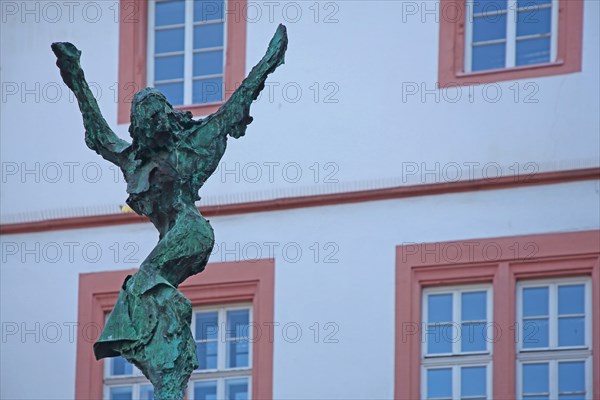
[52,24,288,399]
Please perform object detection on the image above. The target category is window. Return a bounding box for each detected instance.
[395,230,599,400]
[148,0,226,107]
[421,285,493,399]
[437,0,583,86]
[424,365,491,400]
[106,384,154,400]
[465,0,558,72]
[516,277,592,399]
[191,305,252,400]
[519,360,591,400]
[116,0,247,123]
[103,305,252,400]
[103,310,155,400]
[104,356,154,400]
[76,260,274,399]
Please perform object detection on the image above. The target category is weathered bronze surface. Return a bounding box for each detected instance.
[52,24,288,399]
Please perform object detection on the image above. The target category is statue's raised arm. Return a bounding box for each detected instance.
[51,42,130,166]
[202,23,288,138]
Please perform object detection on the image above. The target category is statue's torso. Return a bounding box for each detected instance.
[121,126,228,223]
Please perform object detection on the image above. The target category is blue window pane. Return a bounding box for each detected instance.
[462,291,486,321]
[427,368,452,399]
[517,8,551,37]
[195,381,217,400]
[461,366,486,397]
[155,82,183,106]
[559,317,585,346]
[194,23,225,49]
[473,0,507,14]
[196,340,218,369]
[516,37,551,66]
[109,387,132,400]
[428,294,452,323]
[473,14,507,42]
[472,43,505,71]
[155,0,185,26]
[523,318,549,348]
[523,287,549,317]
[193,51,224,76]
[227,338,249,368]
[154,55,184,81]
[193,78,223,104]
[155,28,184,54]
[525,397,549,400]
[559,285,585,315]
[559,361,585,393]
[111,356,133,376]
[140,385,154,400]
[523,363,549,394]
[517,0,551,8]
[559,396,585,400]
[426,325,453,354]
[461,322,487,352]
[196,312,219,340]
[227,309,249,338]
[226,378,249,400]
[195,0,224,22]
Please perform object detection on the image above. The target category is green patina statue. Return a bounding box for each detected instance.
[52,24,288,399]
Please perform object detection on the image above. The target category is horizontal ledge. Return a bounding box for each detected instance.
[455,60,565,79]
[1,167,598,235]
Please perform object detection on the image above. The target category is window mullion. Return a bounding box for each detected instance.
[516,361,523,398]
[183,0,194,105]
[248,374,253,400]
[549,359,558,399]
[486,288,492,354]
[454,291,461,355]
[516,286,523,353]
[219,374,226,399]
[464,0,474,73]
[506,0,517,67]
[550,0,559,61]
[219,308,226,371]
[147,0,156,86]
[585,357,593,398]
[222,0,229,101]
[421,365,427,399]
[487,361,492,399]
[191,311,196,341]
[549,284,557,349]
[422,291,428,358]
[585,280,591,348]
[453,365,460,400]
[249,306,254,368]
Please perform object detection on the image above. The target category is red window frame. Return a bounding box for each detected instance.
[116,0,247,124]
[438,0,584,87]
[74,258,274,399]
[395,230,600,399]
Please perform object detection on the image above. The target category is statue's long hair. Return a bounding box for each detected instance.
[128,88,196,156]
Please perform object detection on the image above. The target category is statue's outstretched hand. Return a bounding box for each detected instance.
[51,42,82,90]
[264,24,288,69]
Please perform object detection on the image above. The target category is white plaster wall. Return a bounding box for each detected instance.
[1,180,599,399]
[1,0,599,219]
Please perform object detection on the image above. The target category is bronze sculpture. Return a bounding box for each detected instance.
[52,24,288,399]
